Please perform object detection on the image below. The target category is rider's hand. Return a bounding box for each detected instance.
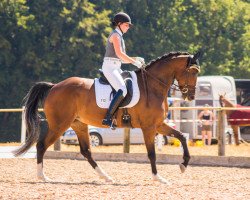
[136,57,145,64]
[133,60,143,68]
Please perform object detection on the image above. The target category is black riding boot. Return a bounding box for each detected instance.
[102,89,124,130]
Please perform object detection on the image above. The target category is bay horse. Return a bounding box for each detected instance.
[14,51,201,184]
[219,94,250,145]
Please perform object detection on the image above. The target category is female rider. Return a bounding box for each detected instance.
[102,12,144,129]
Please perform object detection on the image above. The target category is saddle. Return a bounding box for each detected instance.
[98,69,133,107]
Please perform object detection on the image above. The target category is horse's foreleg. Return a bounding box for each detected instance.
[71,120,114,183]
[142,127,170,184]
[157,122,190,173]
[232,125,240,145]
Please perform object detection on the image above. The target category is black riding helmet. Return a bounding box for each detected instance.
[112,12,133,26]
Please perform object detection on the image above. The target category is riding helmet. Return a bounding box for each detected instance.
[112,12,133,26]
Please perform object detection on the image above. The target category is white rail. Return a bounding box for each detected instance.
[0,106,249,156]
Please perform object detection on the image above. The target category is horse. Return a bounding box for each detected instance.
[14,51,201,184]
[219,94,250,145]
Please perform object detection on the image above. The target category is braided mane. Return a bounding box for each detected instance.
[144,51,190,69]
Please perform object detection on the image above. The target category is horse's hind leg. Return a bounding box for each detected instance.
[71,120,114,183]
[37,117,74,181]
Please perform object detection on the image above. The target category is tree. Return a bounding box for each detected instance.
[91,0,249,77]
[0,0,111,141]
[0,0,249,142]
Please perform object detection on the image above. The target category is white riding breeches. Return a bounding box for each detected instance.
[102,58,127,97]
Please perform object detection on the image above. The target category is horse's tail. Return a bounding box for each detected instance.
[13,82,54,157]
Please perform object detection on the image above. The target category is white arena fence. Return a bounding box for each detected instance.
[0,106,250,156]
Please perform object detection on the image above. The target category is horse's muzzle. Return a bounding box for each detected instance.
[182,94,194,101]
[180,85,196,101]
[188,95,195,101]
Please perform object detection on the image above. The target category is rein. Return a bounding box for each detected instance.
[141,66,168,87]
[141,67,149,107]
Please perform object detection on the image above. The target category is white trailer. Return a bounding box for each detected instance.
[171,76,237,139]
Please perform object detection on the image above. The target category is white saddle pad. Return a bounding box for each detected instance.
[94,71,140,109]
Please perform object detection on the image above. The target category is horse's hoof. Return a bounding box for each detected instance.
[38,175,52,182]
[152,174,171,185]
[99,174,114,183]
[179,163,186,173]
[105,177,115,184]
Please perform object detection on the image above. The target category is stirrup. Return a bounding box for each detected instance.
[102,118,117,130]
[110,120,117,130]
[102,118,112,125]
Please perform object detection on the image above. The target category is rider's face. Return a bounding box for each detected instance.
[119,23,131,33]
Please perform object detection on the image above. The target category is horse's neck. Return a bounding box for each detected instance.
[223,99,235,107]
[137,55,186,104]
[222,98,235,116]
[144,63,174,99]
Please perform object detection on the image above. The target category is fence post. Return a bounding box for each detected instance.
[21,106,26,143]
[217,109,226,156]
[123,128,130,153]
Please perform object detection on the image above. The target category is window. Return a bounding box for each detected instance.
[197,83,212,97]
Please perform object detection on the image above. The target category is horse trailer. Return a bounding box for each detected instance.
[171,76,237,140]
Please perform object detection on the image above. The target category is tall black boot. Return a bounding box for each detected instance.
[102,89,124,130]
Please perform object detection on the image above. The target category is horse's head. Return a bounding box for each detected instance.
[219,93,226,107]
[175,51,201,101]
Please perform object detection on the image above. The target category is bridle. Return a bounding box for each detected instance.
[172,56,200,94]
[141,56,200,95]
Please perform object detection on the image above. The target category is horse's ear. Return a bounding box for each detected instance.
[193,51,201,60]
